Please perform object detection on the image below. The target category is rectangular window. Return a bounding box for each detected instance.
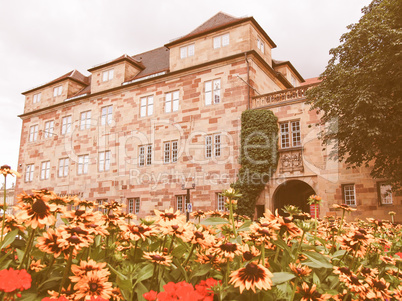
[280,120,301,148]
[139,145,152,166]
[61,116,72,135]
[165,91,179,113]
[135,198,140,214]
[102,69,114,82]
[97,199,107,214]
[29,125,38,142]
[176,195,188,212]
[33,93,41,103]
[213,33,229,49]
[101,106,113,125]
[40,161,50,180]
[180,44,195,59]
[257,37,265,53]
[80,111,91,130]
[53,86,62,97]
[378,183,393,205]
[205,79,221,105]
[206,134,220,158]
[25,164,34,182]
[140,96,154,117]
[98,151,111,172]
[128,198,134,214]
[58,158,69,178]
[217,193,225,211]
[163,140,178,163]
[44,121,54,138]
[343,184,356,206]
[78,154,89,175]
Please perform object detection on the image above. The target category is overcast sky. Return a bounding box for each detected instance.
[0,0,371,187]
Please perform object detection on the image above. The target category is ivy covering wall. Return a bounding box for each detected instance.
[232,109,279,218]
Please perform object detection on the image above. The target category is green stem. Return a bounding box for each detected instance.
[273,244,280,263]
[229,200,237,237]
[290,278,299,301]
[19,227,37,269]
[168,234,176,253]
[0,175,7,246]
[296,231,305,258]
[41,255,55,285]
[133,240,139,262]
[183,244,195,267]
[59,247,74,294]
[224,260,230,287]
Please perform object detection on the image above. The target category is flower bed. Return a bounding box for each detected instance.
[0,186,401,300]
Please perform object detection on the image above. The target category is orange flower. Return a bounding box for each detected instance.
[289,263,312,277]
[15,194,57,229]
[154,208,185,225]
[30,259,46,272]
[0,165,21,178]
[36,228,70,258]
[73,271,113,301]
[213,240,242,259]
[143,251,172,266]
[229,262,273,293]
[297,282,332,301]
[120,223,156,241]
[70,260,110,279]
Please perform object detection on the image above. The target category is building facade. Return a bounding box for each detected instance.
[15,13,401,222]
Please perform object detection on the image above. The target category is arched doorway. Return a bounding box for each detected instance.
[273,180,315,215]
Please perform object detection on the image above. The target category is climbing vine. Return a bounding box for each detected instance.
[232,109,279,218]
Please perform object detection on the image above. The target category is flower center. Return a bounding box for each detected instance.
[151,255,166,262]
[221,242,237,252]
[89,282,99,292]
[32,199,48,214]
[164,213,176,220]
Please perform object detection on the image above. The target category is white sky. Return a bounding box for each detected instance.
[0,0,371,187]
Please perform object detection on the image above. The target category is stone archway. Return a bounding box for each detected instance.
[273,180,315,215]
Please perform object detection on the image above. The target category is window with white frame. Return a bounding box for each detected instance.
[164,141,178,163]
[80,111,91,130]
[135,198,140,214]
[140,96,154,117]
[58,158,69,178]
[102,69,114,82]
[61,116,72,135]
[101,106,113,125]
[213,33,230,49]
[29,125,38,142]
[205,79,221,105]
[180,44,195,59]
[139,145,152,166]
[343,184,356,206]
[206,134,221,158]
[127,198,140,214]
[257,37,265,53]
[97,199,107,214]
[40,161,50,180]
[128,198,134,214]
[44,121,54,138]
[53,86,63,97]
[378,183,393,205]
[33,93,41,103]
[78,154,89,175]
[165,91,179,113]
[25,164,34,182]
[280,120,301,148]
[98,151,111,172]
[217,193,225,211]
[176,195,188,212]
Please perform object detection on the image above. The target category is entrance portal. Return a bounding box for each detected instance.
[273,180,315,215]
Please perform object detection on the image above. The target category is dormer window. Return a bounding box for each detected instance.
[53,86,63,97]
[102,69,114,82]
[180,44,195,59]
[33,93,41,103]
[257,37,265,53]
[213,33,229,49]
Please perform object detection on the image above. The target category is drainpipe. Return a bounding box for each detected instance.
[245,53,250,110]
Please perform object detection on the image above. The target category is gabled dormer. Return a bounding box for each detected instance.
[165,12,276,72]
[272,60,305,87]
[22,70,89,114]
[88,54,144,94]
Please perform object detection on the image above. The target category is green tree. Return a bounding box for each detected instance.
[232,110,278,218]
[307,0,402,189]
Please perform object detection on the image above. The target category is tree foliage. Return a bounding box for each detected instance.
[307,0,402,189]
[232,109,278,218]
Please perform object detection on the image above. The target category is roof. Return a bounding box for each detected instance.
[165,12,276,49]
[299,77,321,86]
[87,54,144,72]
[22,70,89,94]
[131,47,170,80]
[272,60,305,83]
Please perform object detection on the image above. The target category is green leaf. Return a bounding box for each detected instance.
[191,263,212,277]
[271,272,295,285]
[135,280,150,301]
[302,251,333,269]
[38,276,62,291]
[134,264,154,285]
[172,258,188,282]
[313,272,320,285]
[18,292,40,301]
[0,229,18,250]
[237,220,252,232]
[200,217,229,226]
[108,264,128,281]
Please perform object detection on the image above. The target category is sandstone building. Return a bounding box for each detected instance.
[15,12,400,222]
